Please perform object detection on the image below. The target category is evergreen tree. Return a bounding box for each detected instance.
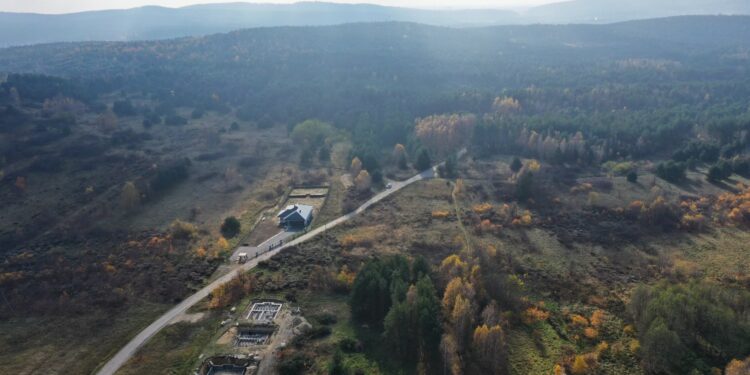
[627,170,638,183]
[510,157,523,174]
[416,149,432,171]
[220,216,241,238]
[516,171,534,201]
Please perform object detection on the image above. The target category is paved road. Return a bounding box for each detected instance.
[95,155,455,375]
[229,230,297,263]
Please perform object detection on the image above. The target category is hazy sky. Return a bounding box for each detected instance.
[0,0,561,14]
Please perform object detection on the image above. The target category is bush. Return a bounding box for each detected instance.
[278,352,309,375]
[516,171,534,201]
[307,325,332,339]
[220,216,241,238]
[191,108,204,119]
[164,114,187,126]
[170,219,197,240]
[112,100,136,117]
[656,161,686,182]
[312,312,338,325]
[627,170,638,183]
[150,159,190,194]
[338,337,361,353]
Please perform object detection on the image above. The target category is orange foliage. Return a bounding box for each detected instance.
[521,306,550,325]
[492,96,521,114]
[432,210,451,219]
[570,314,589,326]
[147,236,166,248]
[590,309,606,328]
[472,203,493,214]
[725,356,750,375]
[440,255,467,280]
[595,341,609,354]
[681,213,707,230]
[103,262,117,274]
[583,327,599,339]
[714,184,750,224]
[217,236,230,250]
[336,265,356,289]
[338,226,382,248]
[208,273,254,309]
[571,355,589,374]
[511,210,533,227]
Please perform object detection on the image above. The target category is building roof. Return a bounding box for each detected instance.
[278,204,313,223]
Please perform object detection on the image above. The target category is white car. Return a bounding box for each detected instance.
[386,183,393,189]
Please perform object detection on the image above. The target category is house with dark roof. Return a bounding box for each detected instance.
[277,204,313,229]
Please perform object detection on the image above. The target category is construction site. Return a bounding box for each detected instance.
[198,298,312,375]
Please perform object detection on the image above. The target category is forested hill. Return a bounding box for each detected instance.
[1,16,748,86]
[0,2,520,47]
[1,16,749,145]
[1,0,749,47]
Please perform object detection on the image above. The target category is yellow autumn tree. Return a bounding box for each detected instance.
[439,255,467,281]
[492,96,521,114]
[472,324,507,373]
[453,178,464,196]
[571,355,589,374]
[351,157,362,176]
[527,159,541,172]
[354,170,372,192]
[590,309,605,327]
[393,143,407,161]
[451,294,474,350]
[217,236,230,250]
[442,277,467,314]
[415,113,476,155]
[725,356,750,375]
[120,181,140,210]
[440,333,463,375]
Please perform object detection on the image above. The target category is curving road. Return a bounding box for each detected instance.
[95,159,451,375]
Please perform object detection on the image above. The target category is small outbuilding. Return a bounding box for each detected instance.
[277,204,313,229]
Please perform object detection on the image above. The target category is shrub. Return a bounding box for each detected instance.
[170,219,197,240]
[431,210,451,219]
[150,159,190,194]
[220,216,241,238]
[191,108,204,119]
[112,100,136,117]
[656,161,686,182]
[312,312,338,325]
[627,170,638,183]
[164,114,187,126]
[516,171,534,201]
[278,352,309,375]
[338,337,361,353]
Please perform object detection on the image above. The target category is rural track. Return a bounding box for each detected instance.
[94,151,462,375]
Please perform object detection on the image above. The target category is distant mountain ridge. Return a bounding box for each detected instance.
[0,0,749,47]
[526,0,750,24]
